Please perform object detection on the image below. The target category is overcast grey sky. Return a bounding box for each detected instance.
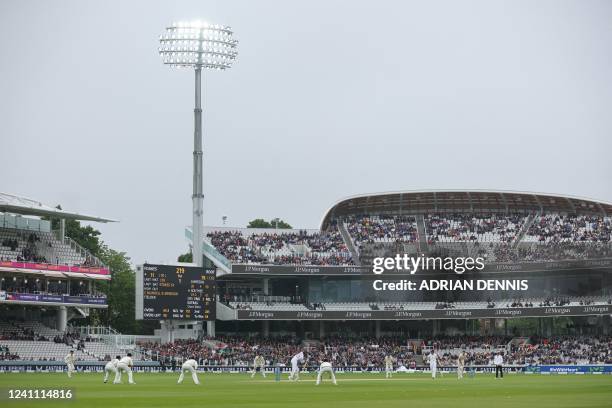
[1,0,611,265]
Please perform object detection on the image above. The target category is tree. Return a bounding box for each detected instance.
[247,218,271,228]
[270,218,292,229]
[65,220,102,255]
[178,251,193,263]
[247,218,292,229]
[97,246,140,333]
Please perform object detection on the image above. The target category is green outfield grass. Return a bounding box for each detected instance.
[0,372,611,408]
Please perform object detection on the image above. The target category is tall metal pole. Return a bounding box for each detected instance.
[160,20,236,341]
[193,66,204,268]
[195,64,215,337]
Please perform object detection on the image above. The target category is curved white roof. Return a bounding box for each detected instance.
[0,192,117,223]
[320,189,612,229]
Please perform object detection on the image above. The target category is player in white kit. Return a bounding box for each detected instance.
[114,353,136,384]
[251,354,266,378]
[178,357,200,385]
[428,350,438,379]
[288,351,304,381]
[316,357,337,385]
[104,355,120,383]
[457,351,466,379]
[64,350,76,378]
[384,355,395,378]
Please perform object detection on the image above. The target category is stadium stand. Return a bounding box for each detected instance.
[205,224,352,265]
[0,195,118,368]
[204,211,611,266]
[138,336,420,368]
[0,341,90,361]
[3,191,610,368]
[345,215,418,244]
[0,228,102,267]
[0,319,140,361]
[525,214,612,243]
[138,334,612,366]
[424,213,526,243]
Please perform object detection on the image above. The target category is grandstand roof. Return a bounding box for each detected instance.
[0,193,116,223]
[321,190,612,228]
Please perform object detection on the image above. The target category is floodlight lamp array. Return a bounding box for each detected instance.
[159,21,238,69]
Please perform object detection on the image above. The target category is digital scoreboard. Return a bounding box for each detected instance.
[140,263,216,321]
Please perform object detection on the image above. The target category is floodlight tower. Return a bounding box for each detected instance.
[159,21,238,270]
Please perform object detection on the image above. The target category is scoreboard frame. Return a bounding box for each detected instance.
[135,263,216,321]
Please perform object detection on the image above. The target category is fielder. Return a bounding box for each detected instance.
[64,350,76,378]
[384,355,394,378]
[114,353,136,384]
[457,351,466,379]
[288,351,304,381]
[251,354,266,378]
[104,355,120,383]
[316,357,337,385]
[178,357,200,385]
[428,350,438,379]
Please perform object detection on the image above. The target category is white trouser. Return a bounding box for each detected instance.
[178,365,200,384]
[430,364,437,378]
[385,365,393,378]
[316,366,336,385]
[104,365,117,382]
[457,364,464,379]
[251,365,266,377]
[114,362,135,384]
[289,363,300,381]
[66,363,75,377]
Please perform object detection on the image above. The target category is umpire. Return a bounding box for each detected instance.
[494,352,504,379]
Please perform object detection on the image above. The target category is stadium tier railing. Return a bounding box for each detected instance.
[0,214,51,233]
[56,234,107,269]
[72,325,144,351]
[73,326,119,337]
[225,297,612,312]
[184,227,232,272]
[216,301,237,319]
[0,292,107,306]
[202,239,232,271]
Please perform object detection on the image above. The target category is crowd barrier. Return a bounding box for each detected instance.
[525,365,612,374]
[0,362,610,374]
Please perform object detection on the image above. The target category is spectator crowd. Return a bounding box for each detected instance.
[207,213,612,267]
[138,334,612,368]
[345,215,418,245]
[425,213,525,243]
[527,214,611,243]
[206,224,352,266]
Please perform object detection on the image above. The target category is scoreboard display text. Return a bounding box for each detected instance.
[142,264,216,320]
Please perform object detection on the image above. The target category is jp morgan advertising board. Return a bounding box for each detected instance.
[230,258,612,276]
[236,305,611,320]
